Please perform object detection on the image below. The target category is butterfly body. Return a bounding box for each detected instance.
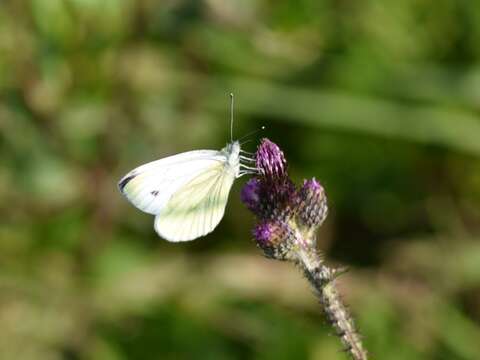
[118,140,251,242]
[222,140,241,174]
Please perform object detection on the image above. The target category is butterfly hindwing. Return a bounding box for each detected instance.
[154,162,236,242]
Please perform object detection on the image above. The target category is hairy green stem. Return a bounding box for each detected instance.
[298,250,368,360]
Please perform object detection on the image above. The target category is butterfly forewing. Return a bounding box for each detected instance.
[118,150,226,215]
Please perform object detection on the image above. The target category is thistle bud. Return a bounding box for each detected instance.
[297,178,328,228]
[255,138,286,178]
[253,221,296,261]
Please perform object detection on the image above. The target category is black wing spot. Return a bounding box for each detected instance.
[151,190,159,196]
[118,175,136,192]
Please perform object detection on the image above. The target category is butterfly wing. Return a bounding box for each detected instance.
[118,150,226,216]
[154,162,236,242]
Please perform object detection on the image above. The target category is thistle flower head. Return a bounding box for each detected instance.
[253,221,296,260]
[253,221,274,245]
[241,138,328,261]
[241,167,296,221]
[255,138,286,178]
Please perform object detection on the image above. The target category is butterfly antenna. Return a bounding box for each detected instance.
[238,126,266,142]
[240,139,253,146]
[230,93,234,142]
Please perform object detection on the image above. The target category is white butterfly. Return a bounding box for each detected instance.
[118,96,257,242]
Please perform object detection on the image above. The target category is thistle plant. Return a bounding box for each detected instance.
[241,139,368,360]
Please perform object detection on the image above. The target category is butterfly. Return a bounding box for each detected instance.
[118,95,258,242]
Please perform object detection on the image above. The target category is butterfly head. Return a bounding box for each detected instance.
[225,140,260,178]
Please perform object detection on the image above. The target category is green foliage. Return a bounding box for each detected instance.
[1,0,480,359]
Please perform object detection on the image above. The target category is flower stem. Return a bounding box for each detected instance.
[299,252,368,360]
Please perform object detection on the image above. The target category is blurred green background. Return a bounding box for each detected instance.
[1,1,480,359]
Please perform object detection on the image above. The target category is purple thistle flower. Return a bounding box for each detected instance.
[240,178,261,213]
[302,178,322,193]
[253,221,296,260]
[240,138,367,359]
[241,138,328,255]
[253,221,274,245]
[240,139,297,221]
[255,138,286,178]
